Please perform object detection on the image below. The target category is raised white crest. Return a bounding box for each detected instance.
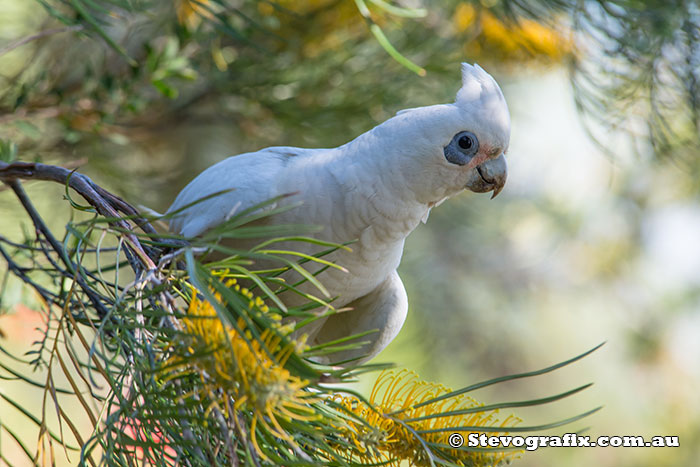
[456,62,507,109]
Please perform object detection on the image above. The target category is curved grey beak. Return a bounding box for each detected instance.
[465,153,507,198]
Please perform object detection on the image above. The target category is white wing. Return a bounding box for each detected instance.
[167,146,316,237]
[312,270,408,365]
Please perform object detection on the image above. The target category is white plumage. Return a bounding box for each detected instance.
[168,63,510,364]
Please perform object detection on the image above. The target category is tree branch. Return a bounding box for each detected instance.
[0,160,160,269]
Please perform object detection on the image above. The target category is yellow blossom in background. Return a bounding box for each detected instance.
[164,278,317,460]
[455,2,478,32]
[176,0,211,28]
[331,370,521,466]
[454,2,571,63]
[259,0,362,59]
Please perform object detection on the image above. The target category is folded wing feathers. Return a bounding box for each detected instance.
[167,147,309,237]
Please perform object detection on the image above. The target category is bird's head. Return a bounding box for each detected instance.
[381,63,510,203]
[445,63,510,198]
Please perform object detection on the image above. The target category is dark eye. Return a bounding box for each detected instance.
[458,135,473,150]
[444,131,479,165]
[454,131,478,155]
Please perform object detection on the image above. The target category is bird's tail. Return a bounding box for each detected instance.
[137,204,164,218]
[137,204,170,230]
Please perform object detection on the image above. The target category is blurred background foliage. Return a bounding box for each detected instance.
[1,0,699,465]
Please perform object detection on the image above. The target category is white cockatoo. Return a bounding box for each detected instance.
[168,63,510,364]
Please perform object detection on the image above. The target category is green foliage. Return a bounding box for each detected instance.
[502,0,700,164]
[0,169,599,465]
[0,0,570,170]
[147,37,199,99]
[1,0,694,171]
[0,140,17,162]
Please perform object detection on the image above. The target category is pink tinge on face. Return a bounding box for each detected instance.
[465,152,490,171]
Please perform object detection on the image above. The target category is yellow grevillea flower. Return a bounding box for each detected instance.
[331,370,520,466]
[176,0,211,28]
[167,278,317,460]
[455,3,570,62]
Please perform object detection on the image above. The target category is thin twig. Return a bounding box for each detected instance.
[6,180,112,318]
[0,242,57,304]
[0,25,84,57]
